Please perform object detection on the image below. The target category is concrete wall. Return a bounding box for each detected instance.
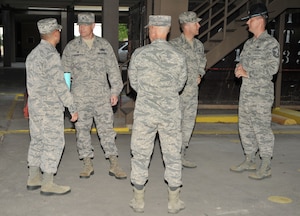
[152,0,188,39]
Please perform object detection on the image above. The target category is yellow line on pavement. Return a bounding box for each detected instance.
[5,93,24,120]
[1,129,300,135]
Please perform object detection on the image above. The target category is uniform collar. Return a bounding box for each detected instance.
[40,39,56,50]
[253,30,268,41]
[152,39,167,43]
[180,33,195,46]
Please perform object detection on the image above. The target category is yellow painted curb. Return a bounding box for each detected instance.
[272,108,300,124]
[114,127,130,133]
[268,196,293,204]
[196,115,238,123]
[64,127,130,133]
[192,130,238,135]
[271,114,297,125]
[64,128,76,133]
[90,127,130,133]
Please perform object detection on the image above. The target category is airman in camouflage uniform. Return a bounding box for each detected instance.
[62,12,126,180]
[170,11,207,168]
[26,18,78,196]
[128,15,187,214]
[230,3,280,180]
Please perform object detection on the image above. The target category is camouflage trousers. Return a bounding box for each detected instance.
[130,117,182,188]
[75,102,118,159]
[238,98,274,158]
[180,94,198,148]
[28,112,65,174]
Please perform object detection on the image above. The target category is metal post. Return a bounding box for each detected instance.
[274,12,285,108]
[223,0,228,39]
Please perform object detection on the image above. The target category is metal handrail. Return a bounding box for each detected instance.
[193,0,249,43]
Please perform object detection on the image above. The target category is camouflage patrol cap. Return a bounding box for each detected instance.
[145,15,171,28]
[241,3,269,21]
[37,18,62,34]
[77,12,95,25]
[179,11,201,24]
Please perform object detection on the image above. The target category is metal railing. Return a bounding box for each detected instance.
[195,0,248,43]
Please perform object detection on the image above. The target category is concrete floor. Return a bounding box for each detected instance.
[1,63,300,215]
[0,89,300,216]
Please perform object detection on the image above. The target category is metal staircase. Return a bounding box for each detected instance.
[194,0,300,69]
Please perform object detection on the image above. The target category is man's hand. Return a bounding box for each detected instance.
[111,95,119,106]
[197,75,202,84]
[235,64,249,78]
[70,112,78,122]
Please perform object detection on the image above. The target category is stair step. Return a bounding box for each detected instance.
[209,39,222,43]
[226,29,236,32]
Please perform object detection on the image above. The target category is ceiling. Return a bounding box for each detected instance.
[0,0,141,9]
[0,0,204,10]
[0,0,205,23]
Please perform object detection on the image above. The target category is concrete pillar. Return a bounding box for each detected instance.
[102,0,119,56]
[60,11,68,51]
[151,0,188,39]
[274,12,285,108]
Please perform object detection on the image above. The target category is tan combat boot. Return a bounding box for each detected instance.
[129,187,145,213]
[40,173,71,196]
[230,152,256,172]
[109,155,127,179]
[181,147,197,168]
[27,166,42,190]
[80,157,94,178]
[168,187,185,214]
[249,157,272,180]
